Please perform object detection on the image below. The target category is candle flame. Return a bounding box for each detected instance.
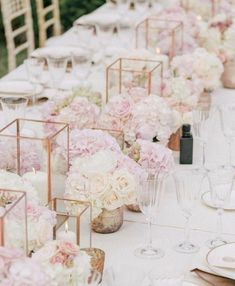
[197,15,202,21]
[65,221,69,232]
[156,47,161,54]
[32,168,36,174]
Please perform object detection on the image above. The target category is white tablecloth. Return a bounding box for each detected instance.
[1,3,235,285]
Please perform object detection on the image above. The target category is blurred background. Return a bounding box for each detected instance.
[0,0,105,77]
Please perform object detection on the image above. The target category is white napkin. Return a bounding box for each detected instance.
[0,80,34,94]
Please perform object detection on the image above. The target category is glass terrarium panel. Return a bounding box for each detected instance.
[0,119,69,205]
[136,18,183,58]
[0,189,28,254]
[106,58,162,101]
[49,198,92,248]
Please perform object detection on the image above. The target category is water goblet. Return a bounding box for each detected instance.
[47,55,69,90]
[72,50,91,85]
[24,57,45,104]
[0,96,28,126]
[96,22,118,47]
[173,168,200,254]
[207,166,234,248]
[134,174,165,259]
[220,104,235,167]
[74,23,96,47]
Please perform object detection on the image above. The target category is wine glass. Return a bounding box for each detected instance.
[134,174,165,259]
[72,50,91,85]
[220,105,235,167]
[24,57,45,104]
[192,108,210,168]
[173,168,200,254]
[96,22,118,47]
[207,166,234,248]
[47,55,69,90]
[74,23,96,47]
[0,96,28,126]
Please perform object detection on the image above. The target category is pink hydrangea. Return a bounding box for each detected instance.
[0,247,51,285]
[132,139,175,175]
[56,128,122,163]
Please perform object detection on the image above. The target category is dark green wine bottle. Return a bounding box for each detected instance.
[180,124,193,164]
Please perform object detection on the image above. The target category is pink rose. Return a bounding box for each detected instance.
[27,203,42,219]
[50,252,68,265]
[58,241,79,256]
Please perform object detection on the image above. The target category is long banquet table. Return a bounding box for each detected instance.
[1,2,235,285]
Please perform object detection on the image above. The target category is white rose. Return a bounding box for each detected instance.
[101,191,123,211]
[89,174,111,198]
[75,150,118,175]
[111,169,136,205]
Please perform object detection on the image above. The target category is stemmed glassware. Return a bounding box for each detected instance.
[47,55,69,91]
[220,104,235,167]
[173,168,200,254]
[192,108,210,169]
[0,96,28,126]
[24,57,45,104]
[207,166,234,248]
[134,174,165,259]
[72,50,91,86]
[74,23,97,47]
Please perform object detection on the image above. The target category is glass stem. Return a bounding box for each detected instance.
[227,138,232,167]
[202,141,206,169]
[147,217,153,250]
[184,216,191,244]
[216,208,224,241]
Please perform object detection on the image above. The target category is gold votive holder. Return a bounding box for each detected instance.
[81,247,105,281]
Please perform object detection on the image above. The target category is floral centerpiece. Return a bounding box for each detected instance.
[171,48,224,92]
[33,240,91,286]
[55,128,122,165]
[0,247,51,285]
[123,95,179,146]
[43,95,100,130]
[0,171,57,252]
[0,140,41,174]
[127,139,175,175]
[65,150,146,233]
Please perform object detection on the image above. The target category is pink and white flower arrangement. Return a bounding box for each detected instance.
[171,48,224,91]
[127,139,175,175]
[161,71,203,111]
[0,140,41,174]
[43,96,100,130]
[123,95,178,146]
[33,240,91,286]
[55,128,122,164]
[0,171,57,252]
[65,150,146,217]
[98,94,134,130]
[0,247,51,285]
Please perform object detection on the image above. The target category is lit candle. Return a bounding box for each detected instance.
[23,169,66,205]
[155,47,169,71]
[197,15,202,21]
[57,221,77,244]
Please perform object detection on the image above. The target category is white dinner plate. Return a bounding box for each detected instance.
[0,81,43,97]
[201,191,235,210]
[31,46,86,59]
[184,283,198,286]
[206,243,235,280]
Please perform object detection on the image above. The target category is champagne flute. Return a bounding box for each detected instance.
[220,105,235,167]
[173,168,200,254]
[207,166,234,248]
[134,174,165,259]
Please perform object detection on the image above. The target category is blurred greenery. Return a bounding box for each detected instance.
[0,0,105,77]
